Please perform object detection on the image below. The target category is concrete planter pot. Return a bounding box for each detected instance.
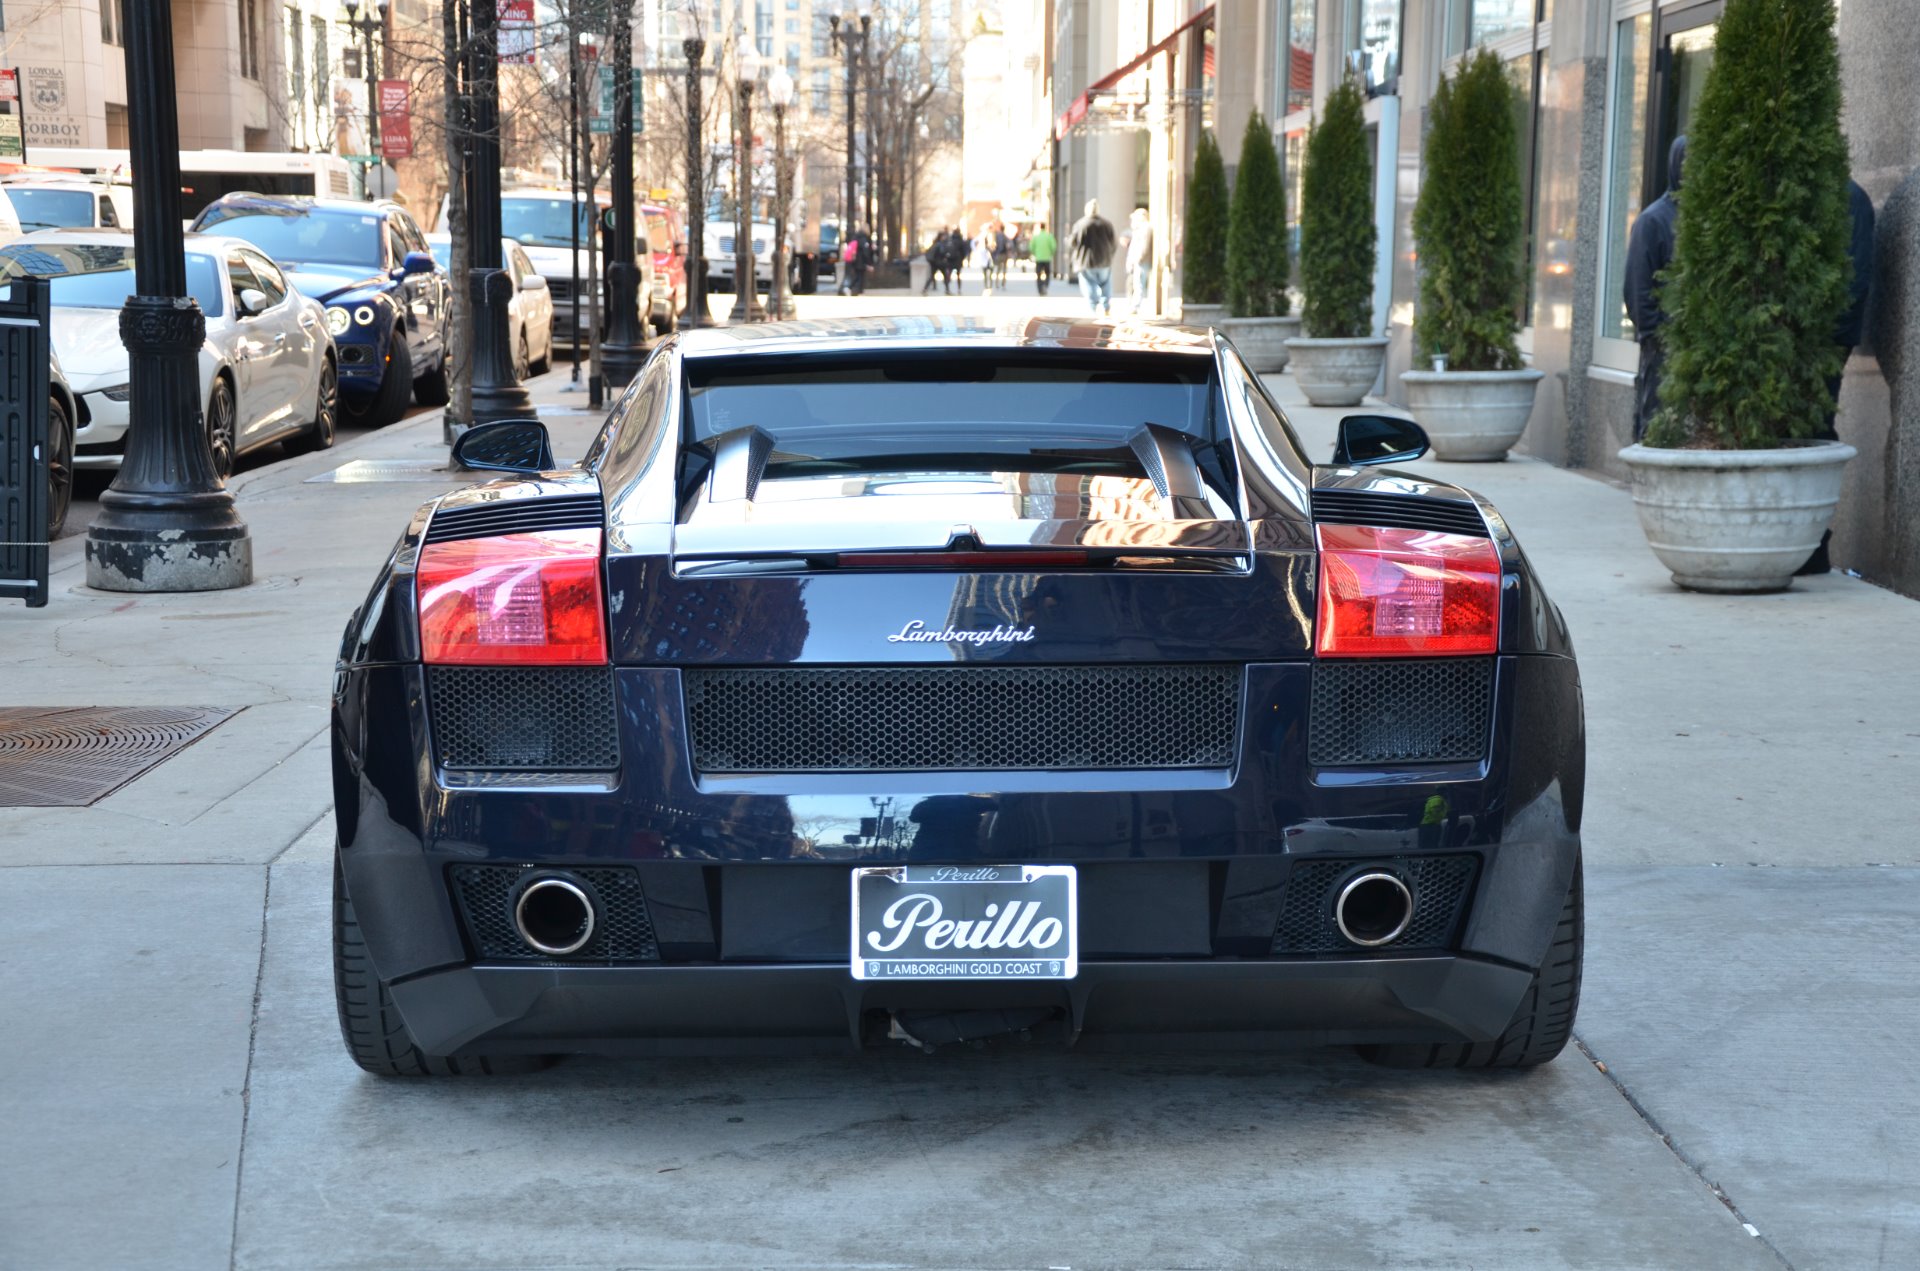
[1218,315,1301,373]
[1181,301,1228,328]
[1400,368,1545,461]
[1618,440,1857,593]
[1285,335,1390,406]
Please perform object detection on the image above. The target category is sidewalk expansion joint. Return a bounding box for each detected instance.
[228,864,274,1271]
[1574,1034,1794,1269]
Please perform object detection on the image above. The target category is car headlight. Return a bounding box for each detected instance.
[99,384,132,401]
[326,307,351,336]
[353,305,377,326]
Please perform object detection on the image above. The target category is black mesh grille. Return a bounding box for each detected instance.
[427,667,618,770]
[1312,489,1488,537]
[1309,658,1494,765]
[683,664,1240,773]
[449,864,660,962]
[425,492,604,544]
[1272,854,1480,954]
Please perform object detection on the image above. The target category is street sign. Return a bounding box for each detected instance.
[500,0,536,65]
[0,69,23,161]
[590,67,643,135]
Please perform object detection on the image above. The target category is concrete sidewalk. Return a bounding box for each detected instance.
[1,327,1915,1270]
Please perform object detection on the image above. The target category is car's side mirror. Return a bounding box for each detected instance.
[237,287,271,317]
[451,419,556,474]
[1333,414,1430,467]
[520,273,549,293]
[397,250,436,278]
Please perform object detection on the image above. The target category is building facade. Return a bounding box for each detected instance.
[1201,0,1919,597]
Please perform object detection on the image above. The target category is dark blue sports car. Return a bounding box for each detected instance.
[192,194,451,426]
[330,318,1585,1074]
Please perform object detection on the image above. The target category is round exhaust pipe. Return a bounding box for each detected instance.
[513,874,598,957]
[1335,872,1414,948]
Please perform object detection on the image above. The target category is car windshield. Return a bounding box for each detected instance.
[7,189,96,231]
[645,213,672,251]
[209,209,381,269]
[502,197,595,248]
[0,242,225,317]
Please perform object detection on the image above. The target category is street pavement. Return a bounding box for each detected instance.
[2,281,1916,1270]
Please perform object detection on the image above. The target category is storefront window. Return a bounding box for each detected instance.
[1346,0,1404,94]
[1286,0,1315,114]
[1473,0,1533,46]
[1600,13,1653,343]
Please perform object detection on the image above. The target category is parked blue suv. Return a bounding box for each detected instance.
[192,194,451,426]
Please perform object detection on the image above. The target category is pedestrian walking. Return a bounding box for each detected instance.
[939,228,962,294]
[992,224,1011,289]
[1624,136,1686,441]
[1066,199,1118,316]
[976,226,996,295]
[848,225,871,296]
[1125,207,1154,315]
[836,228,859,296]
[921,230,945,295]
[1029,223,1057,296]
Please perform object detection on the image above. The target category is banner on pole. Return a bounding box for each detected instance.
[500,0,537,65]
[378,79,412,159]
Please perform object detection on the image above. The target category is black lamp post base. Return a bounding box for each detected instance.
[468,268,536,425]
[602,261,647,387]
[85,512,252,592]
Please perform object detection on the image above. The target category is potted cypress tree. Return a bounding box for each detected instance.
[1220,111,1298,372]
[1287,74,1388,406]
[1620,0,1856,592]
[1402,49,1542,460]
[1181,130,1230,327]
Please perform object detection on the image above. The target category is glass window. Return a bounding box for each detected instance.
[1286,0,1314,115]
[499,196,596,248]
[0,242,225,317]
[206,209,383,269]
[7,188,97,231]
[243,250,288,304]
[1655,24,1717,195]
[312,19,329,111]
[1347,0,1404,93]
[1471,0,1532,47]
[1509,50,1542,326]
[1600,13,1653,342]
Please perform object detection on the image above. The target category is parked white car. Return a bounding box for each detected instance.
[425,234,555,379]
[0,229,338,478]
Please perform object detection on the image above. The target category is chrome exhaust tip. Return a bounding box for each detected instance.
[1335,871,1414,947]
[512,874,597,957]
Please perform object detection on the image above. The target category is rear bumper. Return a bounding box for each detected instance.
[388,955,1535,1057]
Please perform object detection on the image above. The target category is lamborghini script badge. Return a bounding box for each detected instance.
[887,621,1037,646]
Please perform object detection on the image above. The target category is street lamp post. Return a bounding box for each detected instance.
[341,0,389,192]
[602,3,646,386]
[766,65,795,320]
[681,22,714,328]
[829,13,870,256]
[463,0,534,427]
[728,51,764,323]
[86,0,250,591]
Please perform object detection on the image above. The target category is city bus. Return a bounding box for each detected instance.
[20,148,360,224]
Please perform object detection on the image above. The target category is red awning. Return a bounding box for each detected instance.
[1054,4,1216,141]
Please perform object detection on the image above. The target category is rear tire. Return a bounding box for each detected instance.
[46,392,74,538]
[1359,855,1583,1070]
[333,853,551,1076]
[412,337,450,407]
[285,357,338,455]
[344,335,414,427]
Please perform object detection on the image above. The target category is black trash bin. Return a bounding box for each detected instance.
[794,253,819,295]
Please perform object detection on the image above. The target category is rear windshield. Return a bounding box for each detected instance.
[683,354,1219,482]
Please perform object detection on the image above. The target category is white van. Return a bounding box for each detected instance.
[0,189,23,246]
[0,177,135,232]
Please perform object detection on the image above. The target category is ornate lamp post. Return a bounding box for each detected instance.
[728,48,765,323]
[340,0,389,192]
[829,13,870,252]
[765,65,795,320]
[602,2,646,386]
[86,0,251,591]
[464,0,534,426]
[679,15,713,328]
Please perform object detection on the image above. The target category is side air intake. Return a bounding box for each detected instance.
[1311,489,1488,538]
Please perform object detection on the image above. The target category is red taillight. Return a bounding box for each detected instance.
[1315,524,1501,657]
[416,529,607,665]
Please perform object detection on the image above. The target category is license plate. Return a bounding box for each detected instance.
[851,865,1077,981]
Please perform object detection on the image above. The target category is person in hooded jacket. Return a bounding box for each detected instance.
[1624,136,1688,441]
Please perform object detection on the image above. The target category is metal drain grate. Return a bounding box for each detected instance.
[0,707,237,807]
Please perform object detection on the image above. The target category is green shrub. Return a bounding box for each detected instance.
[1300,75,1375,338]
[1647,0,1851,448]
[1226,111,1290,318]
[1411,48,1525,370]
[1183,130,1229,306]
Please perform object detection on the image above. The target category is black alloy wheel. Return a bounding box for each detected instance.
[513,329,530,383]
[46,392,74,538]
[343,333,414,427]
[288,357,339,455]
[206,376,237,481]
[533,325,553,375]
